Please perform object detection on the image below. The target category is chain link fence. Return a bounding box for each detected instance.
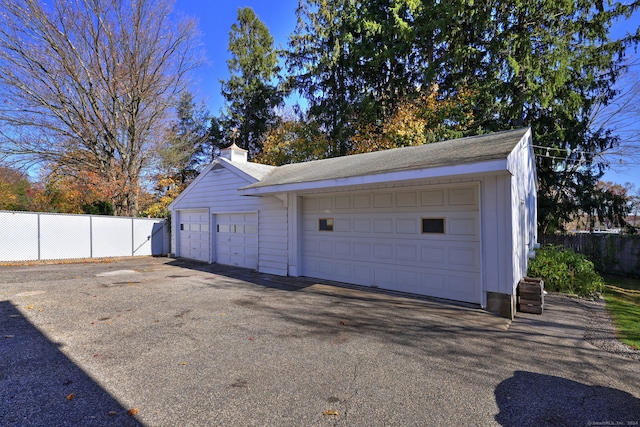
[0,211,168,262]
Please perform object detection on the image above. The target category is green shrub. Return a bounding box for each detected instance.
[527,245,604,297]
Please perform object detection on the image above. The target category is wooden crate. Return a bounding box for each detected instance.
[518,277,544,314]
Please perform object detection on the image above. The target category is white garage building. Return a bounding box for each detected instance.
[169,128,537,318]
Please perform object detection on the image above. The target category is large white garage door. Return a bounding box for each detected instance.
[178,210,210,262]
[215,213,258,270]
[301,185,481,304]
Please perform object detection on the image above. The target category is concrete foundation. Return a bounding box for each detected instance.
[487,291,516,320]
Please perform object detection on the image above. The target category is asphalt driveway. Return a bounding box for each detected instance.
[1,257,639,426]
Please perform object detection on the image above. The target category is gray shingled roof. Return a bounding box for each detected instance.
[241,128,529,190]
[223,158,275,181]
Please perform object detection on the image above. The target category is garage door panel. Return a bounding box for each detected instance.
[354,195,371,208]
[301,186,481,304]
[318,260,334,275]
[397,218,418,234]
[303,198,317,210]
[448,247,479,269]
[448,217,478,236]
[178,210,210,262]
[374,193,393,208]
[397,244,418,261]
[303,219,316,231]
[353,242,371,257]
[374,218,393,232]
[304,259,319,274]
[374,243,393,259]
[421,244,446,262]
[421,190,445,206]
[302,238,317,254]
[335,241,351,256]
[334,263,352,280]
[422,273,446,291]
[318,197,333,209]
[335,195,351,209]
[449,188,478,206]
[373,268,394,287]
[317,240,333,254]
[450,273,481,299]
[335,218,351,232]
[215,212,257,270]
[398,271,419,288]
[354,219,371,232]
[397,191,418,207]
[354,265,372,282]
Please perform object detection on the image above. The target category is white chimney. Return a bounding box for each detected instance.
[220,142,248,163]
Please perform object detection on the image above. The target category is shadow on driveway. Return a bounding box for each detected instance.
[495,371,640,426]
[0,301,142,427]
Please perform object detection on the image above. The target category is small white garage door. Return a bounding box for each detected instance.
[178,210,210,262]
[301,185,481,304]
[215,213,258,270]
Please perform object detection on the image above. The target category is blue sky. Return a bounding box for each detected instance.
[174,0,640,188]
[174,0,299,114]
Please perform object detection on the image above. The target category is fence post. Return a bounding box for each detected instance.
[89,216,93,258]
[37,213,41,261]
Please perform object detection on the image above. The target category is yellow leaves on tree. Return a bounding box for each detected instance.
[34,167,119,214]
[256,119,331,166]
[350,86,476,154]
[0,179,16,210]
[0,165,31,210]
[140,174,192,219]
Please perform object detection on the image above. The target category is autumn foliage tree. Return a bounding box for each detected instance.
[350,86,476,154]
[284,0,639,233]
[143,92,213,218]
[0,166,31,210]
[257,115,331,166]
[0,0,203,216]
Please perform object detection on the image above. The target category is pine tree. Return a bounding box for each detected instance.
[220,7,283,158]
[287,0,639,233]
[287,0,359,156]
[431,0,639,232]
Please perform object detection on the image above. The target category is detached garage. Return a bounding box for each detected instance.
[170,128,537,319]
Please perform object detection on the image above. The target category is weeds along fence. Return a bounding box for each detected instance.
[539,234,640,277]
[0,210,169,262]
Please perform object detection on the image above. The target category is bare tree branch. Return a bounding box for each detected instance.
[591,57,640,172]
[0,0,203,216]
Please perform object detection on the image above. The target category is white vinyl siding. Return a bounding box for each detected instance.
[171,166,288,275]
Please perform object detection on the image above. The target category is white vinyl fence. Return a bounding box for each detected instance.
[0,211,169,262]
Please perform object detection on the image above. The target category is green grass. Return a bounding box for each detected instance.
[602,275,640,350]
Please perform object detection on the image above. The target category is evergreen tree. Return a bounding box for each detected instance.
[287,0,359,156]
[286,0,639,233]
[431,0,639,233]
[143,92,212,219]
[159,91,212,179]
[220,7,283,158]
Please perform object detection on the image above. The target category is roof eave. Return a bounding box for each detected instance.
[238,159,510,196]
